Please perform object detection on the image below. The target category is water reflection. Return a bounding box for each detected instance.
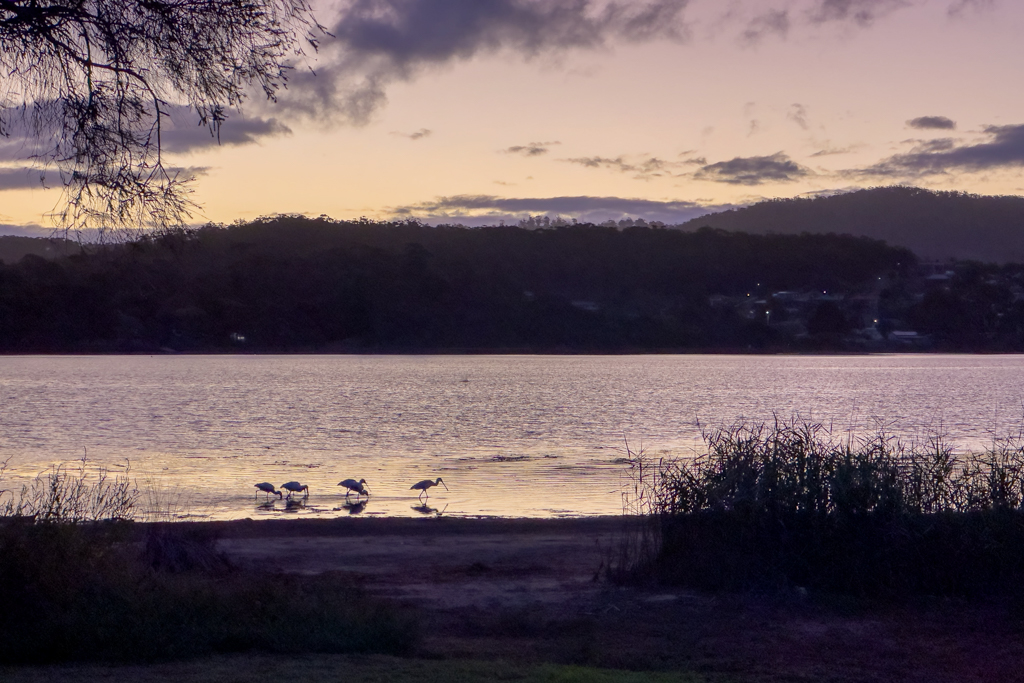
[341,499,368,515]
[6,354,1024,519]
[411,502,447,517]
[284,498,306,513]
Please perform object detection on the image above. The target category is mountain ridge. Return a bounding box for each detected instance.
[678,187,1024,263]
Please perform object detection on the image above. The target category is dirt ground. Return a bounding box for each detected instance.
[213,516,1024,683]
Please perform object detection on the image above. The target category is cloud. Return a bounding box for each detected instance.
[741,9,790,45]
[0,222,53,237]
[389,193,736,225]
[505,141,560,156]
[0,167,50,191]
[788,103,810,130]
[947,0,994,18]
[565,155,674,179]
[276,0,691,124]
[810,143,861,157]
[160,112,291,154]
[807,0,911,26]
[694,152,812,185]
[858,124,1024,177]
[906,115,957,130]
[392,128,433,140]
[0,164,203,194]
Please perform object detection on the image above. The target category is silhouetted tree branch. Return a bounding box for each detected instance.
[0,0,321,237]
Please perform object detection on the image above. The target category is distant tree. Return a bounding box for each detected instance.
[0,0,321,236]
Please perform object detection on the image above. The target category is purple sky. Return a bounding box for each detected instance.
[2,0,1022,232]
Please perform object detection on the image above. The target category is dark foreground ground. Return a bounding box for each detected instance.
[4,516,1024,683]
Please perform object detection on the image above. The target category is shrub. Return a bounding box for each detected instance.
[0,522,415,663]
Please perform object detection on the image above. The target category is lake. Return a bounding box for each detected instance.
[2,354,1024,520]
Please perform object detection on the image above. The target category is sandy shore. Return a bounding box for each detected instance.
[216,516,620,609]
[198,515,1024,682]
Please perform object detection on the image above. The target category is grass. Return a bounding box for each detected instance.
[633,420,1024,595]
[0,521,416,664]
[0,455,416,664]
[0,654,721,683]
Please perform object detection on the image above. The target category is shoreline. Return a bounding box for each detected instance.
[138,513,631,538]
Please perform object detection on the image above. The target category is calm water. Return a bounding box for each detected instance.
[2,354,1024,520]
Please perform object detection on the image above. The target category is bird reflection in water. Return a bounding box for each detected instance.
[411,502,447,517]
[342,499,368,515]
[284,498,306,513]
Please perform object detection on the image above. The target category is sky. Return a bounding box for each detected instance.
[2,0,1024,233]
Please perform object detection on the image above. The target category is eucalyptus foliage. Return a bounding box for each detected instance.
[0,0,321,234]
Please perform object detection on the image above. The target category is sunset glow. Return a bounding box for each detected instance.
[2,0,1022,232]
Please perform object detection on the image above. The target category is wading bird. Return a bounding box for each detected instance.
[338,478,369,497]
[410,477,448,500]
[254,482,282,501]
[281,481,309,499]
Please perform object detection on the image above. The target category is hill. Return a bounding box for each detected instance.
[678,187,1024,263]
[0,217,912,353]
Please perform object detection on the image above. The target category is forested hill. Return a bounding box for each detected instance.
[679,187,1024,263]
[0,217,914,353]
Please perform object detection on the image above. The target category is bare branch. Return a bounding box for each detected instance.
[0,0,320,238]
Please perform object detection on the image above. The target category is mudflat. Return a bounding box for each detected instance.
[211,515,1024,682]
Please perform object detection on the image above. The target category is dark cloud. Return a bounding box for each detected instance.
[741,9,790,45]
[567,156,633,172]
[276,0,690,124]
[808,0,910,26]
[0,222,52,237]
[565,155,673,179]
[0,111,52,163]
[505,141,560,156]
[0,163,203,194]
[390,193,735,225]
[0,105,289,163]
[391,128,433,140]
[161,112,291,153]
[907,116,956,130]
[858,124,1024,177]
[0,167,49,191]
[695,152,812,185]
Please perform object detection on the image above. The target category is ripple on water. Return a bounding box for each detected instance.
[3,354,1024,519]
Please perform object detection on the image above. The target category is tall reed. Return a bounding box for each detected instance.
[648,420,1024,595]
[609,439,663,582]
[0,455,139,523]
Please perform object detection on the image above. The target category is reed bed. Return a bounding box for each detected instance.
[636,421,1024,595]
[0,455,138,523]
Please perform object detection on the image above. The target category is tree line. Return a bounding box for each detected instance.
[0,215,934,353]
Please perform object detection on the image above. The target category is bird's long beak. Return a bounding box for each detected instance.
[441,481,449,490]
